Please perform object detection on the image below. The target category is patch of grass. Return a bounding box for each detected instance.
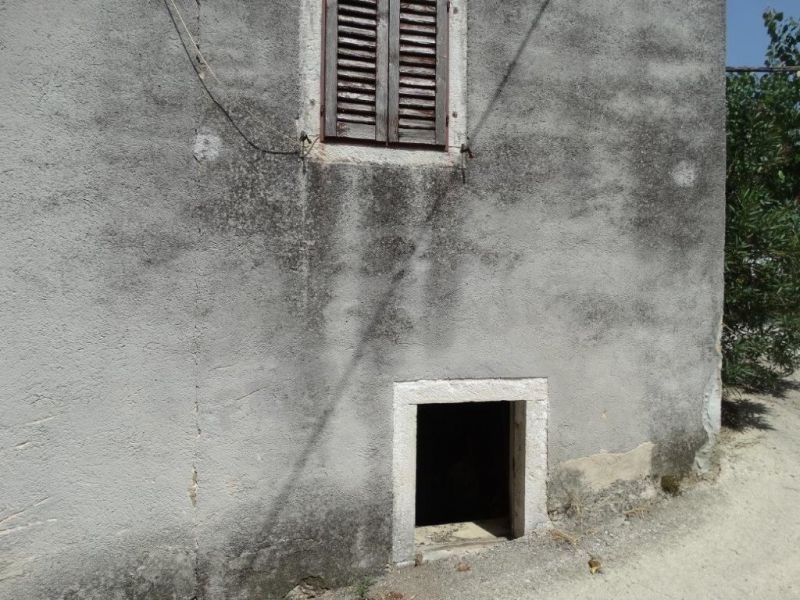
[353,577,374,599]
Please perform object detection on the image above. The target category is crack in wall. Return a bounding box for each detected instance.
[0,497,50,527]
[188,465,199,508]
[0,520,57,538]
[191,0,203,560]
[191,275,202,599]
[190,0,203,563]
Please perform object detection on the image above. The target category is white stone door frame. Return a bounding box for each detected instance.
[391,378,549,565]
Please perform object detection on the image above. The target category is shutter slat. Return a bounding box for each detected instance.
[400,54,435,65]
[338,90,376,102]
[400,12,436,25]
[399,75,436,87]
[399,33,436,45]
[399,118,435,129]
[338,101,377,113]
[338,69,377,82]
[339,14,377,28]
[339,79,377,92]
[338,36,377,50]
[338,25,377,39]
[399,86,436,97]
[399,107,435,118]
[400,2,437,15]
[400,43,436,55]
[338,47,377,60]
[400,23,436,35]
[339,4,377,16]
[338,58,377,71]
[400,65,436,76]
[338,112,376,124]
[399,96,435,107]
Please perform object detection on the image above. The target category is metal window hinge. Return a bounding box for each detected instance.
[459,141,474,184]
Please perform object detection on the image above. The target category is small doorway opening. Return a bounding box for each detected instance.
[392,379,549,565]
[415,401,512,552]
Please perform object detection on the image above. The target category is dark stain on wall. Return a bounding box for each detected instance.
[362,235,417,276]
[97,220,198,302]
[100,223,195,269]
[621,119,710,257]
[630,23,697,62]
[40,499,388,600]
[651,429,708,476]
[421,169,467,350]
[350,165,426,355]
[561,292,658,344]
[363,165,417,229]
[44,534,196,600]
[214,498,390,599]
[190,151,302,265]
[302,162,349,333]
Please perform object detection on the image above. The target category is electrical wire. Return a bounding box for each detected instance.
[164,0,298,156]
[726,66,800,73]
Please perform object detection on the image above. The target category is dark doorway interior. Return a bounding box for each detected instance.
[415,401,510,527]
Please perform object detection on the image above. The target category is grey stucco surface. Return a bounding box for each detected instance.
[0,0,725,598]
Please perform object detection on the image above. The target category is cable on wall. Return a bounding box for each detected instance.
[163,0,304,157]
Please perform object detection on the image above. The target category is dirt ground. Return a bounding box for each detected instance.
[321,375,800,600]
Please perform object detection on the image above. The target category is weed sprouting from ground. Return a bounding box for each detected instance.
[353,577,374,599]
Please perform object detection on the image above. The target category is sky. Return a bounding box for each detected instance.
[727,0,800,66]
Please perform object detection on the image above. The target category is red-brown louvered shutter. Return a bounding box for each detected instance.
[324,0,389,141]
[388,0,449,145]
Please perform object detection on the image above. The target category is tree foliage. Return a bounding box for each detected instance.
[724,11,800,390]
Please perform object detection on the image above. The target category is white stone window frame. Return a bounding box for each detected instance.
[391,378,550,565]
[298,0,468,166]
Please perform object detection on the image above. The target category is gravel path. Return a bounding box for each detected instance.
[323,376,800,600]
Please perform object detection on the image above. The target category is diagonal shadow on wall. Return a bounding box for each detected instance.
[468,0,553,146]
[227,2,556,590]
[230,180,457,594]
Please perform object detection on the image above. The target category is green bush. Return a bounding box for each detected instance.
[724,11,800,391]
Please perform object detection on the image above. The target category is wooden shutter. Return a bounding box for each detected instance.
[388,0,449,145]
[324,0,389,141]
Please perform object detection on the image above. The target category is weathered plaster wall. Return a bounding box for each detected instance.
[0,0,725,598]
